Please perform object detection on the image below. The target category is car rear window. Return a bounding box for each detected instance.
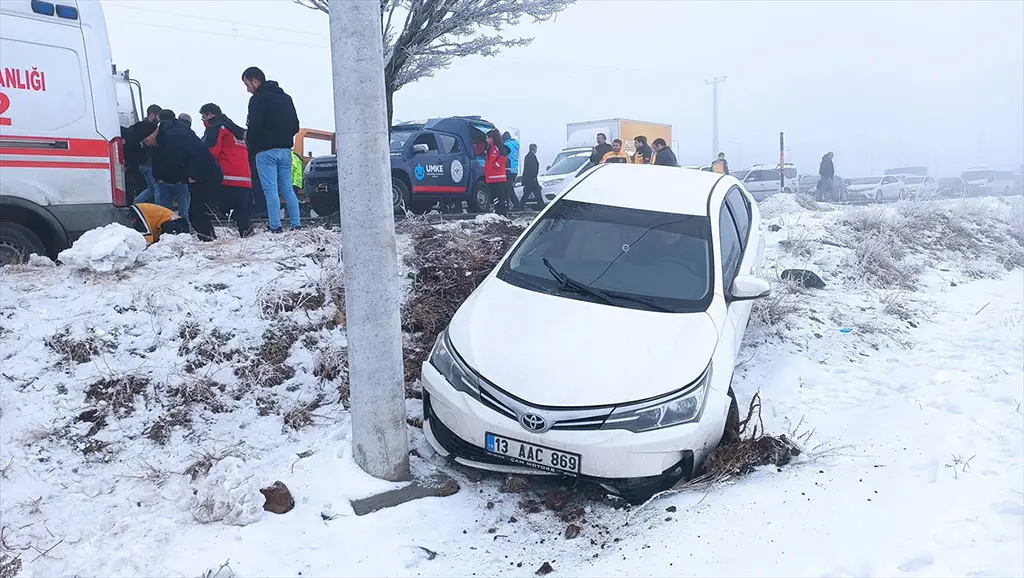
[498,200,714,313]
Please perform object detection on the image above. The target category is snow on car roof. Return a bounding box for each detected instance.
[562,164,726,216]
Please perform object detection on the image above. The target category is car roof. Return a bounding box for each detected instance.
[562,164,727,216]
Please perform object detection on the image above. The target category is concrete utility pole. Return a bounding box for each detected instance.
[329,0,410,481]
[705,76,727,162]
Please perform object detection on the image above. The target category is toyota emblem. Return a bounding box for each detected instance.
[519,413,548,433]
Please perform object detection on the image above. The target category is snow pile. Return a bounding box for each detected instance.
[757,193,809,219]
[57,222,147,273]
[26,253,55,268]
[191,457,264,526]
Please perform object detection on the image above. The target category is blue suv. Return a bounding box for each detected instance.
[305,116,497,215]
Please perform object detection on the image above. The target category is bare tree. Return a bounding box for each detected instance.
[295,0,575,126]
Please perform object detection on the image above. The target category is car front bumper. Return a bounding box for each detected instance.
[420,362,720,481]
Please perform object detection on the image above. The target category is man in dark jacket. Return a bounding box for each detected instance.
[520,143,543,209]
[242,66,301,232]
[711,152,730,175]
[818,152,835,201]
[651,138,679,167]
[143,119,224,241]
[126,104,162,202]
[633,136,653,164]
[589,133,613,166]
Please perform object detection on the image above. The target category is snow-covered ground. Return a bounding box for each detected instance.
[1,196,1022,577]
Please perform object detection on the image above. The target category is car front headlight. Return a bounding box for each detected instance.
[601,365,712,433]
[428,330,482,399]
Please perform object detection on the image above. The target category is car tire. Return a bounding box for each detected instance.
[875,190,883,203]
[898,189,907,201]
[393,178,412,214]
[723,387,741,444]
[467,180,490,214]
[783,187,792,194]
[0,221,47,265]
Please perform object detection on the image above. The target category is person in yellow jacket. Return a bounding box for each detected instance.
[600,139,633,164]
[291,150,304,193]
[129,202,189,244]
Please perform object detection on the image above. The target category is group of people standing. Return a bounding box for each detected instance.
[589,133,680,167]
[122,66,304,243]
[483,129,534,215]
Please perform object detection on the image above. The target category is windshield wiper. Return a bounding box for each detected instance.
[541,258,674,313]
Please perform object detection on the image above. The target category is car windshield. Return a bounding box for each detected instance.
[732,170,750,181]
[850,177,882,185]
[962,170,993,181]
[799,174,817,183]
[545,155,590,175]
[496,200,714,313]
[389,129,417,151]
[902,176,924,184]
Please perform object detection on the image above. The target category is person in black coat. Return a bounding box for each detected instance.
[143,119,224,241]
[125,104,163,200]
[589,133,613,166]
[520,143,543,209]
[651,138,679,167]
[817,152,835,201]
[242,66,302,231]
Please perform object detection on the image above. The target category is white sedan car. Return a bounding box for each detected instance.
[422,164,770,503]
[845,175,906,203]
[900,175,938,200]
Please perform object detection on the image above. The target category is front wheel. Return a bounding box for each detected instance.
[875,190,884,203]
[0,221,47,265]
[898,189,907,201]
[393,178,411,214]
[467,180,490,213]
[723,387,741,444]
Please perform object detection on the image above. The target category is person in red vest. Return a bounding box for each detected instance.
[199,103,253,237]
[485,129,511,215]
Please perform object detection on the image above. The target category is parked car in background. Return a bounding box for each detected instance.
[737,168,783,201]
[1013,174,1023,196]
[748,163,798,193]
[797,174,819,194]
[936,177,966,198]
[845,175,905,203]
[961,168,1015,197]
[422,163,769,504]
[900,175,938,200]
[527,150,594,205]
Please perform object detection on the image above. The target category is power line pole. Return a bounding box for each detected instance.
[328,0,410,482]
[705,76,727,162]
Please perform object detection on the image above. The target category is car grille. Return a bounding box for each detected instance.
[477,380,614,432]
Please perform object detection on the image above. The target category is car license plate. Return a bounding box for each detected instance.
[485,432,581,475]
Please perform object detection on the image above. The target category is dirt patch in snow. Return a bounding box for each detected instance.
[399,218,526,389]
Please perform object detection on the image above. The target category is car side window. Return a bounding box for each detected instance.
[437,133,460,154]
[412,133,439,151]
[725,187,751,250]
[882,176,895,184]
[719,203,743,291]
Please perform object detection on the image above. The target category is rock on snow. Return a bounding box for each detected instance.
[58,222,147,273]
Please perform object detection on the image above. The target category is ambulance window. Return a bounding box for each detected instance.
[56,4,80,19]
[31,1,55,16]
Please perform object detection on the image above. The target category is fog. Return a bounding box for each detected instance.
[101,0,1024,177]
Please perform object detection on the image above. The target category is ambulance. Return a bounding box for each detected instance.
[0,0,140,264]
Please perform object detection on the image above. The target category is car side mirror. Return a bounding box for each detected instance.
[412,144,429,155]
[729,276,771,301]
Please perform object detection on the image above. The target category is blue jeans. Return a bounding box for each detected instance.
[158,183,191,227]
[136,164,158,203]
[255,148,300,230]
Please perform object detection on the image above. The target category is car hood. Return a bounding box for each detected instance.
[446,277,719,407]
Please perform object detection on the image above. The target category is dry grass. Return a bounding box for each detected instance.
[750,279,806,337]
[0,553,22,578]
[833,200,1024,289]
[45,327,110,366]
[697,391,800,481]
[84,374,150,417]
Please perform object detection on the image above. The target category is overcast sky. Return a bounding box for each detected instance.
[101,0,1024,176]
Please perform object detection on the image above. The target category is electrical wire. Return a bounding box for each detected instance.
[104,17,329,50]
[103,1,328,38]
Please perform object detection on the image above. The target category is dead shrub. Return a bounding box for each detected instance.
[283,393,326,431]
[1,553,22,578]
[750,280,804,335]
[400,219,525,387]
[46,327,109,365]
[170,379,229,413]
[146,407,191,446]
[313,347,348,383]
[84,374,150,417]
[699,391,800,480]
[793,194,833,212]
